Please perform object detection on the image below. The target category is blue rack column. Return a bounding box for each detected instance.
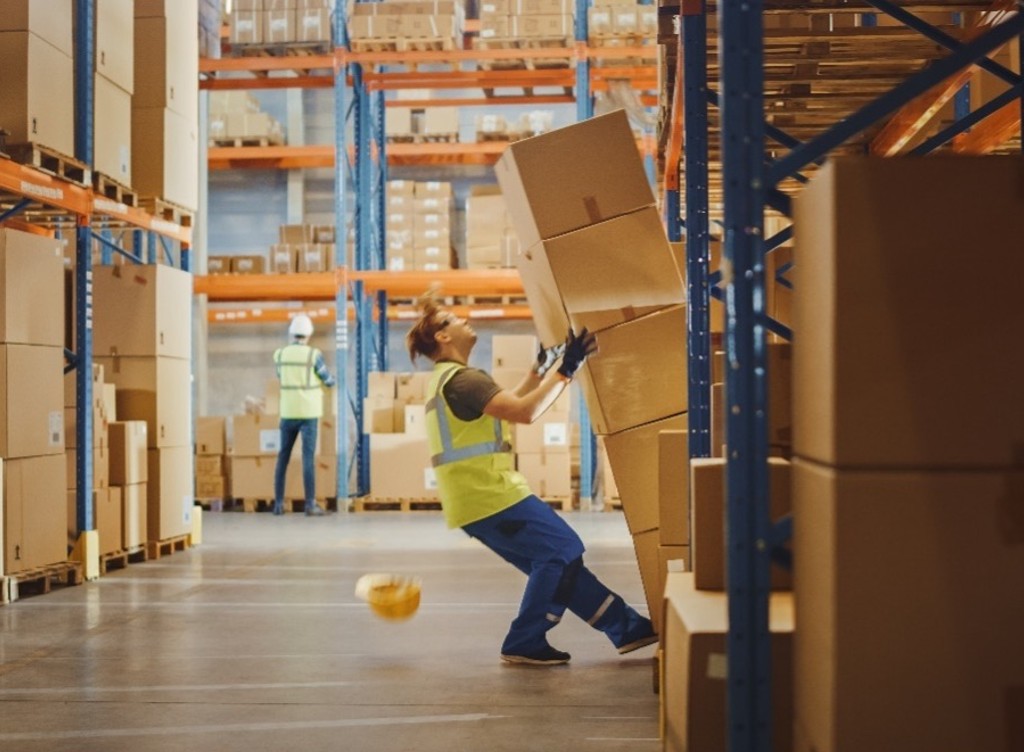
[334,11,352,504]
[373,91,389,373]
[352,59,374,497]
[717,1,773,751]
[681,0,711,461]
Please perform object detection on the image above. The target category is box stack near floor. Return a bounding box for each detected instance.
[1,229,68,575]
[496,109,687,618]
[107,420,148,553]
[195,416,228,502]
[366,371,438,500]
[92,265,193,543]
[66,365,114,554]
[791,157,1024,752]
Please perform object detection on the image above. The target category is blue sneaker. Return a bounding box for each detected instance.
[617,618,659,654]
[501,645,571,666]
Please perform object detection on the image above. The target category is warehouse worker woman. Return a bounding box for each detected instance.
[407,295,658,665]
[273,314,336,517]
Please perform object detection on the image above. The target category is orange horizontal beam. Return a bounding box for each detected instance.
[207,302,533,324]
[951,98,1021,152]
[201,75,334,90]
[208,145,336,170]
[0,218,55,237]
[0,158,93,216]
[200,54,336,73]
[387,95,574,107]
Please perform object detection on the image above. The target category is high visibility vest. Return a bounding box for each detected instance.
[274,343,324,419]
[425,362,530,529]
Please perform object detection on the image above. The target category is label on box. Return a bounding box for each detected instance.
[543,423,568,447]
[259,429,280,453]
[182,495,194,526]
[424,467,438,490]
[49,411,64,447]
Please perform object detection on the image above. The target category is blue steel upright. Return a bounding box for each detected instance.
[374,91,389,373]
[353,59,373,496]
[334,6,351,500]
[74,0,96,533]
[717,3,773,751]
[681,0,711,460]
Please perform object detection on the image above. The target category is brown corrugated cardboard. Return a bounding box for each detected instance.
[516,452,571,498]
[0,229,64,347]
[66,443,110,490]
[0,31,75,155]
[793,459,1024,752]
[0,1,73,56]
[793,157,1024,469]
[195,455,223,478]
[264,9,296,43]
[690,457,792,591]
[512,418,570,454]
[368,372,397,399]
[131,107,199,211]
[230,255,265,274]
[94,73,132,183]
[662,572,792,752]
[494,110,655,250]
[518,207,683,339]
[296,7,332,42]
[3,454,66,574]
[656,545,690,630]
[145,447,193,541]
[577,306,687,435]
[97,486,122,556]
[96,356,191,449]
[658,430,688,546]
[121,482,147,549]
[95,0,134,93]
[108,421,148,485]
[369,433,437,499]
[231,413,285,455]
[228,456,275,498]
[631,527,661,627]
[0,345,64,458]
[396,372,431,404]
[195,416,226,455]
[230,10,263,44]
[604,414,687,535]
[285,456,337,499]
[492,335,537,370]
[195,476,225,499]
[92,265,193,359]
[133,11,200,121]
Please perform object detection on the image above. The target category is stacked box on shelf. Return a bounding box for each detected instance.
[587,0,656,43]
[91,265,193,543]
[366,371,438,500]
[495,110,686,621]
[108,420,148,553]
[791,157,1024,752]
[465,189,519,269]
[414,181,453,270]
[65,364,114,554]
[1,229,68,576]
[385,180,417,270]
[269,224,337,274]
[348,0,465,51]
[230,0,333,48]
[133,1,199,211]
[195,417,228,502]
[86,0,134,186]
[0,1,75,156]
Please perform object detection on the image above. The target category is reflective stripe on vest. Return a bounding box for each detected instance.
[426,366,511,468]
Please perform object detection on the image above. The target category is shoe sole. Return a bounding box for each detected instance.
[500,654,570,666]
[617,634,660,654]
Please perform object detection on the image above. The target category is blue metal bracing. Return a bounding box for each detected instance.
[664,189,682,242]
[374,91,389,373]
[352,58,374,497]
[681,2,711,461]
[335,6,352,500]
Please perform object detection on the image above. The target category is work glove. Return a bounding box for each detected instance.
[557,327,597,380]
[534,342,565,377]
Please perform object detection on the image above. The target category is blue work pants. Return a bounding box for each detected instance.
[274,418,318,511]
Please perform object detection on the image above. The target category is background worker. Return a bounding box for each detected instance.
[273,314,336,517]
[407,295,658,666]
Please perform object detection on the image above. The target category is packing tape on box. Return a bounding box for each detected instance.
[583,195,601,224]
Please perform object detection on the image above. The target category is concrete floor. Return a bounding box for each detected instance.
[0,511,660,752]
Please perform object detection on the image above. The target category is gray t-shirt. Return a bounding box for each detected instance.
[441,365,502,421]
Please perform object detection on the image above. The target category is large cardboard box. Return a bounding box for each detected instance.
[516,451,571,498]
[0,229,64,347]
[131,107,199,211]
[97,486,123,556]
[631,527,661,626]
[369,433,437,499]
[793,157,1024,469]
[296,7,332,43]
[793,459,1024,752]
[512,418,570,455]
[133,10,200,121]
[658,430,689,546]
[284,455,337,499]
[0,1,73,56]
[662,572,792,752]
[492,335,537,370]
[120,482,147,549]
[0,345,64,459]
[92,265,192,359]
[227,456,276,499]
[145,447,193,541]
[95,0,134,93]
[690,457,792,591]
[95,356,191,449]
[3,454,66,574]
[94,73,132,184]
[66,444,110,491]
[516,207,684,346]
[231,413,285,456]
[196,416,227,455]
[0,31,74,155]
[108,421,148,485]
[603,414,687,535]
[578,305,687,436]
[494,110,655,251]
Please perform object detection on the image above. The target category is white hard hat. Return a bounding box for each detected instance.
[289,314,314,338]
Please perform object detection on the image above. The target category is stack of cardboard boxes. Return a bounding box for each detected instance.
[230,0,334,48]
[477,0,574,43]
[465,189,519,269]
[385,181,454,271]
[92,265,194,543]
[348,0,465,51]
[208,90,285,146]
[587,0,657,42]
[91,0,134,187]
[1,229,67,577]
[107,419,148,554]
[366,371,437,500]
[65,365,113,555]
[269,224,337,274]
[790,157,1024,751]
[133,1,199,211]
[385,105,460,142]
[195,417,228,502]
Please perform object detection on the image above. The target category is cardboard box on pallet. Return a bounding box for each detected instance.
[516,452,571,498]
[285,456,337,499]
[120,482,147,549]
[0,345,64,459]
[95,356,191,449]
[108,421,148,486]
[146,446,193,541]
[662,572,793,752]
[296,7,332,43]
[92,265,192,360]
[134,7,198,120]
[631,527,661,625]
[510,13,572,37]
[658,430,688,546]
[793,459,1024,752]
[132,107,199,211]
[0,30,75,156]
[196,416,227,455]
[195,455,223,478]
[231,255,266,274]
[66,445,110,490]
[793,157,1024,469]
[0,0,73,56]
[0,229,65,347]
[195,476,226,499]
[495,110,654,251]
[231,413,287,455]
[93,73,132,185]
[97,486,123,556]
[264,9,296,44]
[93,0,134,93]
[4,454,66,574]
[369,433,438,500]
[230,10,263,45]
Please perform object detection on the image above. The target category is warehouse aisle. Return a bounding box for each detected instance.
[0,511,660,752]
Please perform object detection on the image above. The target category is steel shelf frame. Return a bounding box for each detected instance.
[670,3,1024,750]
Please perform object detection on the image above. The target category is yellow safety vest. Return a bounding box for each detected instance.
[425,362,530,529]
[274,343,324,419]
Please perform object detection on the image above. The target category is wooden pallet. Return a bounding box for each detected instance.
[234,42,332,57]
[92,172,138,208]
[385,133,460,144]
[138,196,195,229]
[145,534,191,560]
[99,546,148,575]
[353,497,443,512]
[543,497,572,512]
[4,142,91,187]
[195,497,234,512]
[462,294,528,305]
[473,37,574,72]
[208,135,285,148]
[236,498,336,513]
[475,131,522,143]
[349,36,456,53]
[0,561,84,604]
